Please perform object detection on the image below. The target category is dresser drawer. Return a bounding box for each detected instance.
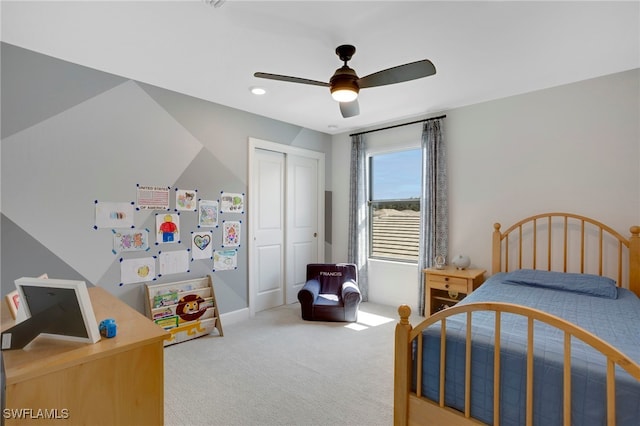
[427,275,467,292]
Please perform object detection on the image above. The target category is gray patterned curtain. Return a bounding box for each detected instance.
[418,118,448,315]
[348,133,369,301]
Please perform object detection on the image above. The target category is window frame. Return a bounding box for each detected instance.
[367,147,422,264]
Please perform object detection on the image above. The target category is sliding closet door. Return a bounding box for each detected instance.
[286,154,319,304]
[252,149,285,312]
[249,138,325,315]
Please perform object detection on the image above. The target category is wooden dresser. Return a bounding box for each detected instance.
[1,286,168,425]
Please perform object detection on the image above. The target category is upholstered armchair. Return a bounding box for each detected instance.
[297,263,362,322]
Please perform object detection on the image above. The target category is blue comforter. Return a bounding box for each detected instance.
[418,272,640,426]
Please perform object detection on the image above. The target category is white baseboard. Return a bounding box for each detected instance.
[219,307,249,327]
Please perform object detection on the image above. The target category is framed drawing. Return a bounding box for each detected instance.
[5,290,20,320]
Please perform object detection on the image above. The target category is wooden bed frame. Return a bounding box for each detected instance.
[394,213,640,426]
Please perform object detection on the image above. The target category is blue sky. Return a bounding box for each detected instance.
[371,148,421,200]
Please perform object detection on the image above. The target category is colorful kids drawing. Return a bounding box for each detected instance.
[223,221,241,247]
[198,200,219,228]
[201,207,216,224]
[226,225,237,245]
[158,214,178,243]
[113,229,149,253]
[220,192,244,213]
[176,189,196,211]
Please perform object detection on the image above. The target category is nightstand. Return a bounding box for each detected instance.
[424,266,485,316]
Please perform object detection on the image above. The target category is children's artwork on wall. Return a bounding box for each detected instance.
[156,213,180,244]
[213,249,238,271]
[120,256,156,285]
[175,189,197,211]
[191,231,213,260]
[94,201,135,229]
[137,185,170,210]
[222,220,241,247]
[198,200,219,228]
[220,192,244,213]
[113,228,150,254]
[159,250,190,276]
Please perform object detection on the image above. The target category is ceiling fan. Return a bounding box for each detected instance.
[254,44,436,118]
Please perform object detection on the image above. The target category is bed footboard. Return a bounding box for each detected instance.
[393,303,640,426]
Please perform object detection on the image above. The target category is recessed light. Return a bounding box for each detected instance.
[250,86,266,95]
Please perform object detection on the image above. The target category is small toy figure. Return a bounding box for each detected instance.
[159,214,178,242]
[99,318,117,338]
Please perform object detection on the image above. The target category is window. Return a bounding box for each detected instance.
[369,148,421,262]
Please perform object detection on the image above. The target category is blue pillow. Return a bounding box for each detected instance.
[502,269,618,299]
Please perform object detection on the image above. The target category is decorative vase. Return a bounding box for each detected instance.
[452,255,470,270]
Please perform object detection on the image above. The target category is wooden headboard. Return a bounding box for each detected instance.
[491,212,640,297]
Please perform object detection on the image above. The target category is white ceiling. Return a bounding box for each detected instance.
[2,1,639,135]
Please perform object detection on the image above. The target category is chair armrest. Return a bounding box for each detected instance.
[341,280,362,304]
[298,279,320,305]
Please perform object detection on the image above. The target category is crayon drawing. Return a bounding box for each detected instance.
[213,249,237,271]
[113,229,149,253]
[159,250,189,275]
[121,257,156,285]
[137,185,170,210]
[222,221,241,247]
[192,231,213,260]
[156,213,180,244]
[198,200,219,227]
[220,192,244,213]
[95,201,134,229]
[176,189,197,211]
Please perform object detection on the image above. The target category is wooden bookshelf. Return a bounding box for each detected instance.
[145,275,223,346]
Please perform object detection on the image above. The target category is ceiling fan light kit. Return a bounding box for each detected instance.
[254,44,436,118]
[331,88,358,103]
[330,71,359,102]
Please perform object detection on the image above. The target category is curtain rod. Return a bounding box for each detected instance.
[349,114,446,137]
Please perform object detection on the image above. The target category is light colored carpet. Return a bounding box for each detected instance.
[164,302,415,426]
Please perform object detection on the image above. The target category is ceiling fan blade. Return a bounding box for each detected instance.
[358,59,436,89]
[254,72,329,87]
[339,99,360,118]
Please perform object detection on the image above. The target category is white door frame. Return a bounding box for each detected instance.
[248,137,325,317]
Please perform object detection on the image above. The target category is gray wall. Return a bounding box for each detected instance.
[0,43,332,314]
[331,68,640,308]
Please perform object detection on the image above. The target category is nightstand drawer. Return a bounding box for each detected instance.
[428,275,467,292]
